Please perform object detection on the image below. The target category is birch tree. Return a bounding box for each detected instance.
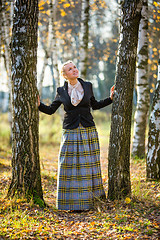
[80,0,89,79]
[132,0,150,158]
[0,1,2,57]
[108,0,142,200]
[50,0,59,87]
[146,59,160,181]
[1,1,13,142]
[8,0,44,205]
[38,0,58,99]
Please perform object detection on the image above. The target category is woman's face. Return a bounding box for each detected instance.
[63,62,79,82]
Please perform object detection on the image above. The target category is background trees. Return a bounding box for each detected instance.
[146,59,160,181]
[1,0,159,103]
[132,0,150,159]
[79,0,90,79]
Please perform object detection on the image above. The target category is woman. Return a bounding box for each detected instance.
[38,60,114,212]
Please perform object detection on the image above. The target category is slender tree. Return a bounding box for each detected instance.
[108,0,142,200]
[1,0,13,143]
[132,0,150,158]
[50,0,59,87]
[0,1,2,57]
[79,0,89,79]
[8,0,44,205]
[146,59,160,181]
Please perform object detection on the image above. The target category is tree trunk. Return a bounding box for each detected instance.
[38,56,48,97]
[132,0,150,158]
[8,0,44,206]
[80,0,89,79]
[146,59,160,181]
[108,0,142,200]
[50,0,60,87]
[1,0,13,143]
[0,1,2,57]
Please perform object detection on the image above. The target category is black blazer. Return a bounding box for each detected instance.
[38,78,112,129]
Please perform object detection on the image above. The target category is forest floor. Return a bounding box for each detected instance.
[0,113,160,239]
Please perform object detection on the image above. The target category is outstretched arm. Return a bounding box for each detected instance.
[90,83,114,110]
[38,92,62,115]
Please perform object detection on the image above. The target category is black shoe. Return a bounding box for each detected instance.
[69,210,83,213]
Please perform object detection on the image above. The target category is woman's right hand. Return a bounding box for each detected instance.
[38,95,40,107]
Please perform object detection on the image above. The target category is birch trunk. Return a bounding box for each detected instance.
[146,59,160,181]
[38,56,48,97]
[80,0,89,79]
[132,0,150,158]
[38,0,58,99]
[8,0,44,205]
[50,0,59,87]
[1,0,13,142]
[0,1,2,57]
[108,0,142,200]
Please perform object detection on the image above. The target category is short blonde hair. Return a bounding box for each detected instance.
[60,60,75,77]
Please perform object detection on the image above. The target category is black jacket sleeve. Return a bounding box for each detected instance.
[38,91,62,115]
[90,83,112,110]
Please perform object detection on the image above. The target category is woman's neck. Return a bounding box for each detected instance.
[68,78,78,86]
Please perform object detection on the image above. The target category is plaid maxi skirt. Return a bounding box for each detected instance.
[56,125,106,211]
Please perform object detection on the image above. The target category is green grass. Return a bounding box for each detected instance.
[0,112,159,239]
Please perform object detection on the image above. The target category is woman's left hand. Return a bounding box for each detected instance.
[38,95,40,107]
[110,85,115,100]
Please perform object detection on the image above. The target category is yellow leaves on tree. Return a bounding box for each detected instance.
[38,0,46,10]
[60,9,67,17]
[90,0,107,11]
[63,3,70,8]
[153,1,160,7]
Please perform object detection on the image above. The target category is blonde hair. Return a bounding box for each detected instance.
[60,60,75,77]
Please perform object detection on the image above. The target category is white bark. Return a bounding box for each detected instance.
[51,0,60,86]
[79,0,89,79]
[38,0,59,98]
[132,0,150,158]
[146,61,160,180]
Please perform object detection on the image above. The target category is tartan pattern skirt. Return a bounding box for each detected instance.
[56,125,106,210]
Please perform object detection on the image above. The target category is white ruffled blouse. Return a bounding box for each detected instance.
[68,80,84,106]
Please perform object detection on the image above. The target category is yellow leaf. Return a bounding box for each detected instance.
[115,215,119,220]
[90,221,96,225]
[39,0,45,7]
[153,74,157,78]
[153,48,157,51]
[125,197,131,204]
[150,89,154,93]
[63,3,70,8]
[46,10,50,15]
[61,9,67,17]
[153,1,158,7]
[38,225,43,232]
[6,6,10,11]
[39,6,45,10]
